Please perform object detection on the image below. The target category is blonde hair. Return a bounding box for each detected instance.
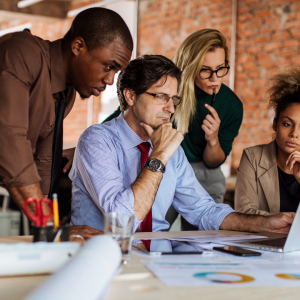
[172,29,229,134]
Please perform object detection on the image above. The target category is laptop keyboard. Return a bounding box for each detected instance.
[247,237,287,248]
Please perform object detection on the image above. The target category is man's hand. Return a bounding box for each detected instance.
[220,212,295,234]
[9,183,46,213]
[69,225,103,240]
[62,147,76,173]
[286,150,300,184]
[141,122,183,165]
[264,212,295,234]
[132,122,182,220]
[202,104,221,146]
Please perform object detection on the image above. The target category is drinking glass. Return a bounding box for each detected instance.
[104,212,134,264]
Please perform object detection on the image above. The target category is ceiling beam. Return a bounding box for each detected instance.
[0,22,32,36]
[18,0,44,8]
[0,0,71,19]
[0,9,62,23]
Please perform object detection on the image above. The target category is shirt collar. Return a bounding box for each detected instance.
[115,113,153,150]
[50,39,67,94]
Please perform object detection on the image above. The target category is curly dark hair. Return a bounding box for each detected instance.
[268,66,300,129]
[117,54,182,111]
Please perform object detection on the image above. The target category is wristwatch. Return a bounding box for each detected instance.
[145,158,166,173]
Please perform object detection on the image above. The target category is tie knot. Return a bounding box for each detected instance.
[137,142,151,154]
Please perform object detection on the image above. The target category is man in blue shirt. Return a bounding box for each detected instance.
[70,55,294,235]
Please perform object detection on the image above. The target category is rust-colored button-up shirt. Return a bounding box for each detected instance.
[0,31,76,195]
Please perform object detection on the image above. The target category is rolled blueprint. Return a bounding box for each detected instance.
[24,235,121,300]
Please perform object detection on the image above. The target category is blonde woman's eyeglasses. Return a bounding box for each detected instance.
[199,66,230,80]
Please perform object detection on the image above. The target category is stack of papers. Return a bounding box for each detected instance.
[170,234,267,250]
[167,234,267,243]
[141,234,267,251]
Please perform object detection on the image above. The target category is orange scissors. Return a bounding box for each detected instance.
[24,198,53,227]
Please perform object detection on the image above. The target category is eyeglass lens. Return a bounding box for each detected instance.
[156,94,181,105]
[199,67,229,79]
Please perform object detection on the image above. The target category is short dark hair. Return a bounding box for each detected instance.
[117,55,182,111]
[63,8,133,51]
[268,67,300,129]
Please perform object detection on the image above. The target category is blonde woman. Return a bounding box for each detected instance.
[235,67,300,215]
[165,29,243,230]
[173,29,243,198]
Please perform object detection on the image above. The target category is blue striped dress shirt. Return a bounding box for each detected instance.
[69,113,234,232]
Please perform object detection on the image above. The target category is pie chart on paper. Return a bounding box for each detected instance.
[194,272,255,284]
[276,274,300,280]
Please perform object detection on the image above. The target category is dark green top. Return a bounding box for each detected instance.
[182,84,243,166]
[102,83,243,168]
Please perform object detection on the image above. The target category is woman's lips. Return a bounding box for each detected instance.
[208,85,219,89]
[285,141,299,147]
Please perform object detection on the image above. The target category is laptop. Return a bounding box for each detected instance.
[226,205,300,253]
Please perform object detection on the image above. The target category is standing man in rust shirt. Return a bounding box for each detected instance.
[0,8,132,238]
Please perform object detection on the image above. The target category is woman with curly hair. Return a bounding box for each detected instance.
[235,67,300,215]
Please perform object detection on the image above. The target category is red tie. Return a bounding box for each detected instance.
[137,142,152,251]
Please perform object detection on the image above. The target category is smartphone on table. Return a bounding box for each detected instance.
[213,246,261,257]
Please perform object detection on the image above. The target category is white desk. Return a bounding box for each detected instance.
[1,231,299,300]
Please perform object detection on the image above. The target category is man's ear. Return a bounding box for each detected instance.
[71,37,86,57]
[123,89,136,107]
[272,117,278,132]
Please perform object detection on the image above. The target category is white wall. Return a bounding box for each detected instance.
[99,0,136,123]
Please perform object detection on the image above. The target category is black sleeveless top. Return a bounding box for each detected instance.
[278,167,300,212]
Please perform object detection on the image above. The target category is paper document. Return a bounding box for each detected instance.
[167,234,267,244]
[142,258,300,287]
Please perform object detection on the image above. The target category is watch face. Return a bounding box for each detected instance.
[149,159,161,170]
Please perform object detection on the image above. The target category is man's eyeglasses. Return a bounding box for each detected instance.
[144,92,182,106]
[199,66,230,79]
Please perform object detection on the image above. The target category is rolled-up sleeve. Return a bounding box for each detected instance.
[0,36,42,189]
[71,129,141,231]
[173,148,235,230]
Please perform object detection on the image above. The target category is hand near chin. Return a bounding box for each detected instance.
[264,212,295,234]
[201,104,221,145]
[286,150,300,184]
[140,122,183,165]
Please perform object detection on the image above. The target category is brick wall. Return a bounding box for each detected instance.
[137,0,300,172]
[2,0,300,171]
[234,0,300,170]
